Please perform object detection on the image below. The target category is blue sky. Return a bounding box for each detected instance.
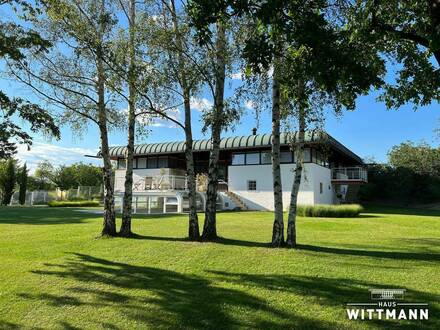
[5,74,437,173]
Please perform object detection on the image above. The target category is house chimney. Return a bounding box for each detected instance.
[252,127,257,135]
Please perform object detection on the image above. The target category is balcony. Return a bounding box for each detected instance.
[331,167,367,184]
[133,175,228,192]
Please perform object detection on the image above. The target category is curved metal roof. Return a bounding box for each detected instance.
[107,131,363,164]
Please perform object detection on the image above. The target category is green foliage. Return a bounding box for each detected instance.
[349,0,440,108]
[47,200,100,207]
[33,161,56,191]
[296,204,364,218]
[360,143,440,205]
[0,1,59,159]
[359,164,440,205]
[0,158,17,205]
[18,163,28,205]
[31,161,102,191]
[388,142,440,177]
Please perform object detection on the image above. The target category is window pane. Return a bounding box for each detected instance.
[246,153,260,165]
[304,148,311,162]
[166,204,178,213]
[232,153,245,165]
[150,196,164,213]
[166,197,178,204]
[117,159,126,169]
[137,157,147,169]
[147,157,158,169]
[157,157,168,168]
[261,152,272,164]
[280,151,293,163]
[247,180,257,191]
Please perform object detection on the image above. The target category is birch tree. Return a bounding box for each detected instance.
[189,0,384,247]
[144,0,208,240]
[10,0,122,236]
[0,0,60,159]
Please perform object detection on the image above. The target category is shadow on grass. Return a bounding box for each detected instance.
[0,207,95,225]
[298,244,440,263]
[207,271,440,329]
[364,205,440,217]
[124,234,440,262]
[18,253,440,329]
[21,253,338,329]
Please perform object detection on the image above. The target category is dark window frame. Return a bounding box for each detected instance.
[247,180,257,191]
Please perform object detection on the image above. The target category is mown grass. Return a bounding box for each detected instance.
[297,204,364,217]
[47,200,100,207]
[0,206,439,329]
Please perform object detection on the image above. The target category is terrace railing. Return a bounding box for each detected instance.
[135,175,229,192]
[331,167,368,183]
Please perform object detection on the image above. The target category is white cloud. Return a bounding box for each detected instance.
[245,100,255,110]
[15,142,100,174]
[137,107,181,128]
[230,71,244,80]
[120,107,181,128]
[190,97,213,112]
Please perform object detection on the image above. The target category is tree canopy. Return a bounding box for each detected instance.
[0,0,60,159]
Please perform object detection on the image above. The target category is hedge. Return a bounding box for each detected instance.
[296,204,364,218]
[47,200,100,207]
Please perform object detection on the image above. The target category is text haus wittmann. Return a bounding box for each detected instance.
[346,289,429,321]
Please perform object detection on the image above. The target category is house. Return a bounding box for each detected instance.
[109,131,367,214]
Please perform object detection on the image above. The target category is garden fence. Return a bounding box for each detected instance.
[10,185,103,205]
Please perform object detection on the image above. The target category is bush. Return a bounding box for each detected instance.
[48,200,100,207]
[296,204,364,218]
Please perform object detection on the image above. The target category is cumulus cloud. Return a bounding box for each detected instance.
[190,97,213,112]
[15,142,100,173]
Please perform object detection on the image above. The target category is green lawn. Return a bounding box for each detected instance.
[0,206,439,329]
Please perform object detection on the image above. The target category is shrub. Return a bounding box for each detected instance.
[48,200,100,207]
[296,204,364,218]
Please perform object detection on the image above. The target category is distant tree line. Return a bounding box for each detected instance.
[360,142,440,205]
[0,160,102,205]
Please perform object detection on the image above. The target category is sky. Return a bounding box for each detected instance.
[5,74,438,173]
[1,5,439,173]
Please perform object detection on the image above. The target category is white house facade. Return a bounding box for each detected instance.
[108,131,367,214]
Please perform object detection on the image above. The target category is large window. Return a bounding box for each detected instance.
[303,148,311,162]
[117,158,126,169]
[246,153,260,165]
[280,151,293,163]
[137,157,147,169]
[232,153,245,165]
[157,156,168,168]
[261,152,272,164]
[147,157,158,169]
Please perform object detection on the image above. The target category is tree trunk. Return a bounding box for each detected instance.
[170,0,199,240]
[184,94,200,240]
[270,62,285,247]
[97,0,116,237]
[120,0,136,237]
[202,23,226,241]
[286,100,306,248]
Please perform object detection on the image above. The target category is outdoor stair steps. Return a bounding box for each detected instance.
[225,191,248,210]
[344,185,361,203]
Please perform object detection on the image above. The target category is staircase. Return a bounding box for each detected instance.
[344,185,361,203]
[225,191,248,210]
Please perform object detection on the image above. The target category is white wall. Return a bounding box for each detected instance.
[228,163,333,210]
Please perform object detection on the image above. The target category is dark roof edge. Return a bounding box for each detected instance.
[107,131,364,164]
